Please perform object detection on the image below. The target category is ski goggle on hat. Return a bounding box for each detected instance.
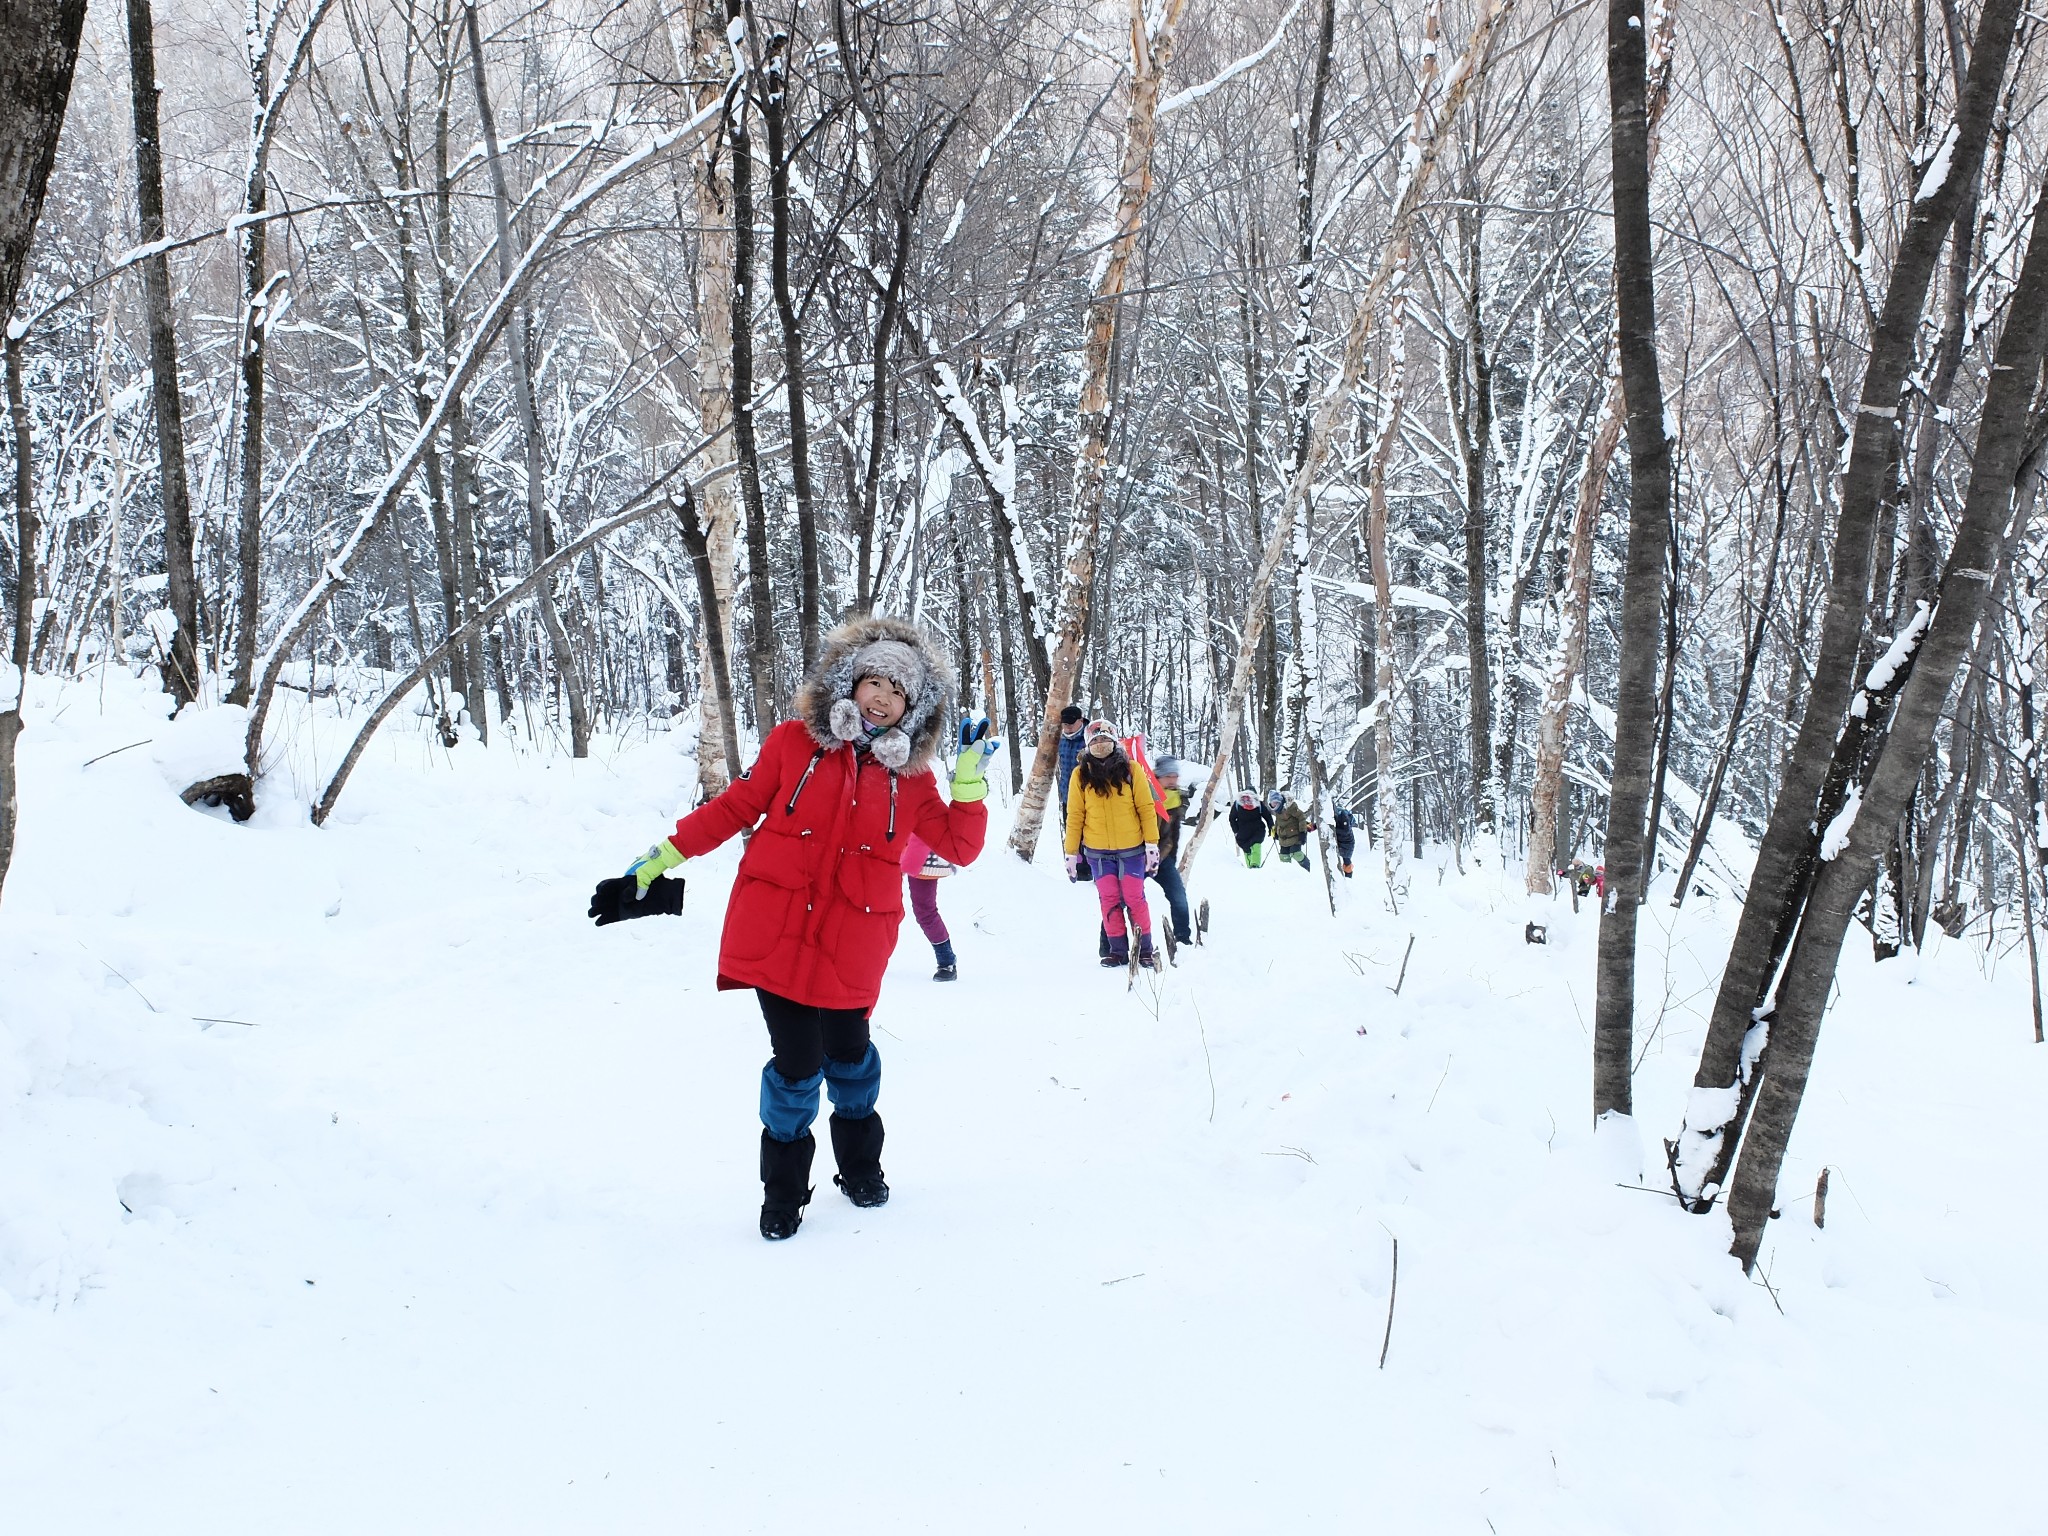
[1084,719,1118,745]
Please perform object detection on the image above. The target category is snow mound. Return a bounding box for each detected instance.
[151,703,249,792]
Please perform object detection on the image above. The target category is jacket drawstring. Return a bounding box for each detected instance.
[786,739,898,838]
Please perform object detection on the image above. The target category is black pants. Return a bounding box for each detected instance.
[757,988,871,1080]
[757,989,880,1142]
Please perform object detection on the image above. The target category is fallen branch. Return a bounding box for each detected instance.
[81,739,151,768]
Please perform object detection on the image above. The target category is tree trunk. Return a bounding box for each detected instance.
[1723,179,2048,1270]
[1365,208,1421,891]
[760,24,820,669]
[123,0,202,707]
[1461,196,1496,837]
[1525,0,1676,896]
[464,0,591,757]
[677,0,741,792]
[856,213,918,613]
[0,0,85,904]
[936,359,1049,691]
[1669,0,2025,1209]
[1007,0,1193,860]
[721,3,781,726]
[226,50,272,707]
[672,483,745,799]
[435,57,488,740]
[991,521,1024,784]
[1593,0,1678,1123]
[1283,0,1341,913]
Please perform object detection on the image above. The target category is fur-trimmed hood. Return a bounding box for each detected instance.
[795,614,955,774]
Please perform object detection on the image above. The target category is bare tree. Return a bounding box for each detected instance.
[1721,178,2048,1269]
[0,0,87,902]
[1591,0,1680,1123]
[1668,0,2028,1212]
[122,0,202,707]
[1008,0,1195,861]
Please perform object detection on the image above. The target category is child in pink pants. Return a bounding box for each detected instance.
[901,832,959,980]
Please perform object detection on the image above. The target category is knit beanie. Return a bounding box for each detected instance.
[848,638,924,703]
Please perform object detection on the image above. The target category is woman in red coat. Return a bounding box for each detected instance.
[593,617,995,1239]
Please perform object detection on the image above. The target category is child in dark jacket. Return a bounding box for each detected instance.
[1333,806,1357,877]
[1228,790,1271,867]
[1271,792,1314,871]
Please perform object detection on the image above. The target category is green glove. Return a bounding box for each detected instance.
[627,837,686,893]
[949,717,999,803]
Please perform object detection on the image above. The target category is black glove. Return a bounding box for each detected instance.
[588,874,686,926]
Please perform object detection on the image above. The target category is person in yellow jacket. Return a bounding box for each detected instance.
[1063,720,1161,968]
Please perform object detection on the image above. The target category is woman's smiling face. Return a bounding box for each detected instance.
[854,674,907,729]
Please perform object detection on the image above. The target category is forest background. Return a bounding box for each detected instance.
[2,0,2045,1269]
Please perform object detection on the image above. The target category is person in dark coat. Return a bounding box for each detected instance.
[1228,790,1271,867]
[1271,792,1314,871]
[1332,805,1357,877]
[592,616,997,1240]
[1055,705,1089,823]
[1150,756,1193,946]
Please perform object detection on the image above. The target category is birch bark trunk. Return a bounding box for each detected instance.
[1007,0,1194,860]
[677,0,740,792]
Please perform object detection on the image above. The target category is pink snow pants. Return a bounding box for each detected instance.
[906,875,950,945]
[1089,848,1152,938]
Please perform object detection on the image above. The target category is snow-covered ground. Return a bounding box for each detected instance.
[4,671,2043,1532]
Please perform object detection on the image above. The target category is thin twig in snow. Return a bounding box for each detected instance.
[1379,1234,1399,1369]
[81,740,151,768]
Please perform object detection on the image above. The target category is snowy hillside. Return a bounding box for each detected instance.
[4,675,2043,1532]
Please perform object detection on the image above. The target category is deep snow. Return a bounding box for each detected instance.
[3,670,2043,1532]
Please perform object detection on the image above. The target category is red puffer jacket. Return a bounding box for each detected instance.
[668,718,987,1010]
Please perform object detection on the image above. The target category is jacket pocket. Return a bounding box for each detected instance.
[837,845,906,917]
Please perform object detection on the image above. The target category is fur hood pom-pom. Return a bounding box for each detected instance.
[826,696,914,768]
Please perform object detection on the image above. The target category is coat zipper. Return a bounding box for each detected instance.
[785,747,827,815]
